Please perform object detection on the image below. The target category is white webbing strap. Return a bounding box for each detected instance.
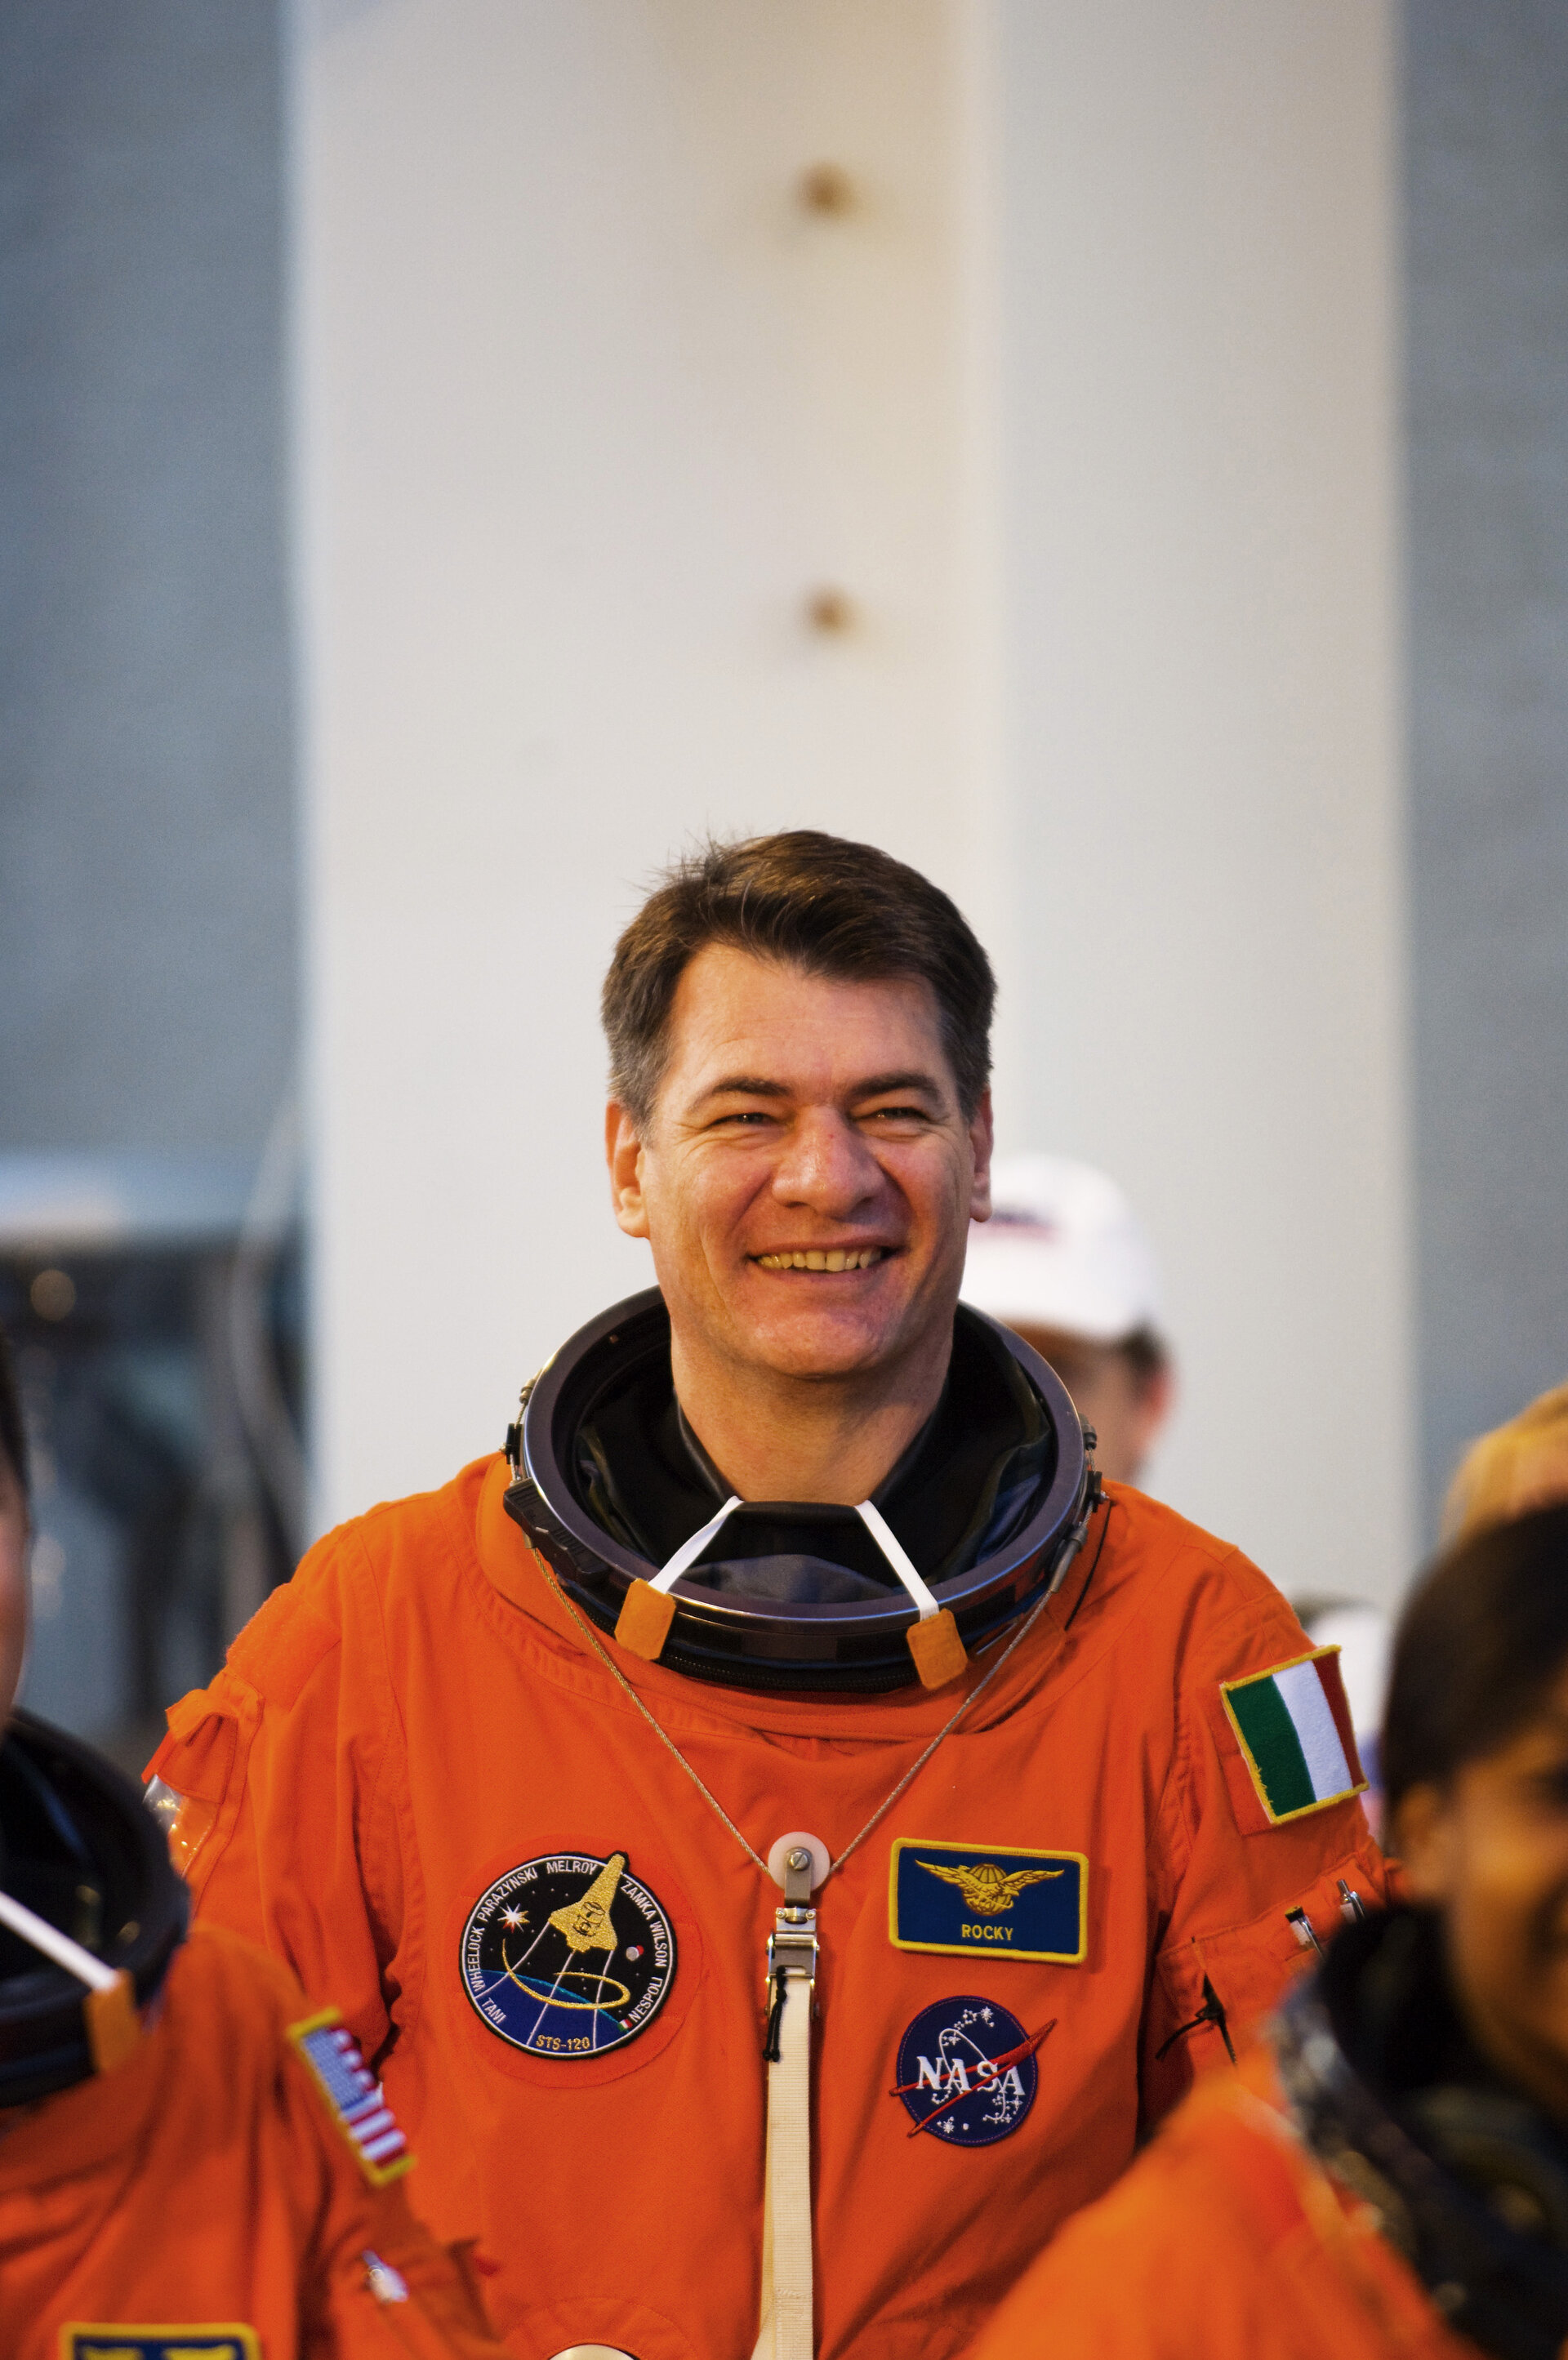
[657,1494,930,1623]
[649,1494,743,1592]
[0,1887,119,1990]
[854,1498,940,1619]
[751,1963,814,2360]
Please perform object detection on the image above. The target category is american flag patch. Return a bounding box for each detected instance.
[287,2009,412,2184]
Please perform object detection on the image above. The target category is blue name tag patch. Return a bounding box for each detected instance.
[65,2331,261,2360]
[889,1840,1087,1963]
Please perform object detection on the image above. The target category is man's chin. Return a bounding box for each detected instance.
[728,1301,913,1385]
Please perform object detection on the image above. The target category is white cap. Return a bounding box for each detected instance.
[960,1154,1162,1343]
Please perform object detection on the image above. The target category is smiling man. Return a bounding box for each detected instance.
[608,946,978,1508]
[151,833,1386,2360]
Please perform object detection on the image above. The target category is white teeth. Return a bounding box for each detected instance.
[755,1247,885,1271]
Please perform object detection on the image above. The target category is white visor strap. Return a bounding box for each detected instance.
[652,1492,938,1622]
[0,1886,121,1993]
[649,1494,745,1592]
[854,1499,940,1620]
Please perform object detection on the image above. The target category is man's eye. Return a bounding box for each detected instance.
[861,1106,931,1125]
[712,1109,776,1127]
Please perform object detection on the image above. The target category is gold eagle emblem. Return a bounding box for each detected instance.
[917,1859,1062,1916]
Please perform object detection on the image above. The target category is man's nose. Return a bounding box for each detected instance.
[770,1109,882,1218]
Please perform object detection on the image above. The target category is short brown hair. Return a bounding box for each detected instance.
[603,830,995,1127]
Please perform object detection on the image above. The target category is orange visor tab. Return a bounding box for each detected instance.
[854,1500,969,1690]
[906,1608,969,1690]
[85,1970,142,2074]
[617,1494,745,1659]
[615,1579,679,1661]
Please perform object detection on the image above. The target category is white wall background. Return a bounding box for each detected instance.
[297,0,1412,1604]
[992,0,1412,1601]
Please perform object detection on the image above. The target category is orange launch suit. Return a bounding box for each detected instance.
[150,1458,1387,2360]
[966,2041,1474,2360]
[1,1918,506,2360]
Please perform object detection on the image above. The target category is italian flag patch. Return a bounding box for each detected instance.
[1218,1646,1366,1830]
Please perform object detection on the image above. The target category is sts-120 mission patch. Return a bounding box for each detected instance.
[461,1851,675,2059]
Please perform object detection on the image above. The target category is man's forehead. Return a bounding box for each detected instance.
[666,946,950,1095]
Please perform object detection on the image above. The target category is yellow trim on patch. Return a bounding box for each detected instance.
[287,2002,342,2041]
[287,2006,413,2187]
[60,2328,261,2360]
[887,1838,1089,1963]
[1218,1643,1368,1825]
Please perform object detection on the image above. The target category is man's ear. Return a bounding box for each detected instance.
[606,1102,650,1240]
[967,1090,995,1224]
[1127,1360,1175,1467]
[1388,1779,1458,1899]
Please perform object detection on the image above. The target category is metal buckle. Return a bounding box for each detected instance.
[767,1903,818,1987]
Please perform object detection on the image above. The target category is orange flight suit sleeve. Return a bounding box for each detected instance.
[309,2191,501,2360]
[284,2065,500,2359]
[0,1920,508,2360]
[967,2052,1466,2360]
[149,1509,405,2068]
[1138,1542,1388,2125]
[968,2075,1303,2358]
[272,1980,502,2359]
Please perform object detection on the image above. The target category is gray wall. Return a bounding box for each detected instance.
[1405,0,1568,1538]
[0,1,296,1161]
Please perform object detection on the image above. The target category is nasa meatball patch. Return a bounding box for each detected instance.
[891,1996,1049,2146]
[461,1850,675,2059]
[889,1839,1087,1963]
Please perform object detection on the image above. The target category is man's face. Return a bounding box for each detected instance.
[608,945,991,1391]
[1399,1660,1568,2124]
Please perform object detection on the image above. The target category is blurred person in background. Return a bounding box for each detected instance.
[1444,1379,1568,1545]
[960,1155,1172,1488]
[1284,1378,1568,1851]
[969,1502,1568,2360]
[0,1325,506,2360]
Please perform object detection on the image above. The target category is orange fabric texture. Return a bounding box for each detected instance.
[0,1921,506,2360]
[150,1458,1387,2360]
[967,2044,1478,2360]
